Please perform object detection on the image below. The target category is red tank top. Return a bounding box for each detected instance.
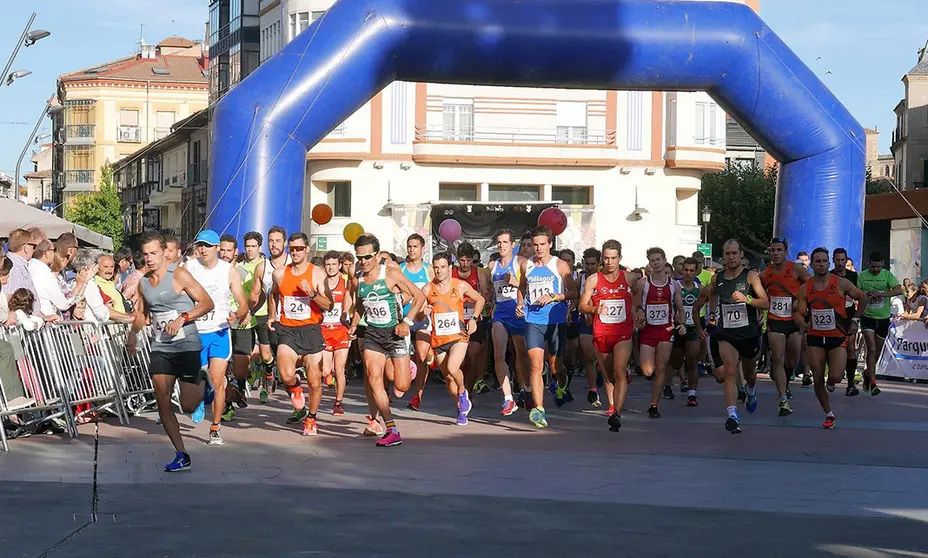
[279,264,323,326]
[452,267,481,319]
[805,274,848,338]
[643,275,674,328]
[591,271,633,337]
[321,276,347,329]
[763,261,802,322]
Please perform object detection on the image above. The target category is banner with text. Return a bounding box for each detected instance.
[876,320,928,380]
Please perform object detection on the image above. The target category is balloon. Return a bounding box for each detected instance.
[343,222,364,244]
[538,207,568,236]
[409,359,417,381]
[439,218,462,243]
[311,204,333,225]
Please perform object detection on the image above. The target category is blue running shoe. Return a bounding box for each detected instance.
[191,401,206,424]
[746,392,758,414]
[529,407,548,428]
[164,451,191,472]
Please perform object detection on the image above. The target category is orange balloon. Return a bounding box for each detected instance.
[311,204,333,225]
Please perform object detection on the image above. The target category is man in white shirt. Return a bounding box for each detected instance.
[29,240,92,318]
[70,249,132,324]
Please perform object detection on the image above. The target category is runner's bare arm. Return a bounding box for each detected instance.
[744,271,770,309]
[267,267,286,325]
[249,260,266,308]
[516,259,528,311]
[793,284,808,331]
[674,285,685,326]
[841,278,868,316]
[795,264,812,285]
[309,265,334,312]
[559,260,579,302]
[388,268,427,321]
[341,285,354,324]
[348,277,363,332]
[692,278,714,337]
[578,273,598,314]
[228,265,249,324]
[170,267,215,335]
[633,276,646,327]
[461,280,486,320]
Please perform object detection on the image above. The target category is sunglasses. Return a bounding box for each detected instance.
[355,253,375,261]
[26,243,37,248]
[289,245,307,252]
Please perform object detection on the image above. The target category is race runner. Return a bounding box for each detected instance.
[184,230,249,444]
[795,247,867,429]
[693,239,769,434]
[320,251,352,415]
[423,251,485,425]
[578,240,634,431]
[831,248,861,396]
[856,252,902,396]
[635,247,686,418]
[578,248,611,410]
[516,226,578,428]
[350,234,426,447]
[452,241,492,396]
[676,257,704,407]
[267,232,333,435]
[252,226,291,403]
[402,234,434,412]
[488,228,529,416]
[761,236,810,416]
[219,235,239,264]
[128,233,215,471]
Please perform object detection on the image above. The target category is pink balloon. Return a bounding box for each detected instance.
[409,359,418,381]
[439,218,462,243]
[538,207,568,236]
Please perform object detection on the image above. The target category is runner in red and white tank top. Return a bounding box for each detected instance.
[579,240,637,431]
[320,252,353,415]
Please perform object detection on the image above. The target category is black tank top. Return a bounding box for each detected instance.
[714,268,760,340]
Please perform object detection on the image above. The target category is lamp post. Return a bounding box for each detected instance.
[701,206,712,243]
[1,13,51,91]
[13,100,52,201]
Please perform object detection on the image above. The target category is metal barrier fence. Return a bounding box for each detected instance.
[0,320,155,452]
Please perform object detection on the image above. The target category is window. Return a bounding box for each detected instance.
[118,109,140,143]
[439,183,478,201]
[695,103,706,145]
[488,185,539,202]
[668,97,677,146]
[120,109,139,127]
[290,11,315,40]
[442,99,474,141]
[695,101,723,146]
[551,186,591,205]
[324,181,351,217]
[155,111,175,140]
[556,101,588,144]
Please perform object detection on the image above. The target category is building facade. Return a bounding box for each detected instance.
[23,144,53,208]
[891,39,928,191]
[209,0,260,103]
[51,37,209,217]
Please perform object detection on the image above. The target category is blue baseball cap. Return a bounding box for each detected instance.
[195,230,221,246]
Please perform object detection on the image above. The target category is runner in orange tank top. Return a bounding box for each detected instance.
[422,251,485,426]
[267,232,332,436]
[795,247,867,429]
[762,237,811,417]
[320,251,353,416]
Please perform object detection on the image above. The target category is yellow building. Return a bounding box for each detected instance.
[51,37,209,214]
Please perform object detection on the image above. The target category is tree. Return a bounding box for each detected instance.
[68,163,125,249]
[865,165,893,195]
[699,161,777,259]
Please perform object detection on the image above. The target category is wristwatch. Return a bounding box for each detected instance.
[180,312,190,323]
[403,317,414,326]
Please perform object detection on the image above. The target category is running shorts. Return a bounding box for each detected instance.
[363,326,409,358]
[806,335,846,352]
[639,325,673,347]
[323,326,351,352]
[566,323,579,340]
[200,329,233,367]
[469,319,488,344]
[525,323,566,357]
[492,316,525,337]
[254,315,271,345]
[710,335,761,363]
[435,340,466,355]
[276,323,324,356]
[150,350,203,385]
[593,332,633,355]
[409,316,431,335]
[231,329,255,356]
[767,319,801,336]
[860,316,890,339]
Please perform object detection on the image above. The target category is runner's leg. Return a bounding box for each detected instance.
[153,375,192,453]
[304,351,324,416]
[491,322,515,403]
[862,329,877,385]
[685,339,700,401]
[333,348,349,405]
[767,331,788,397]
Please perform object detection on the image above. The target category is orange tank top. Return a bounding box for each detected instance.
[279,263,323,327]
[428,278,467,347]
[763,261,802,322]
[805,274,848,338]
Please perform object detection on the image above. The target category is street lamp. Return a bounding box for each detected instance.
[6,69,31,86]
[13,99,53,202]
[701,206,712,243]
[24,29,51,47]
[1,13,51,91]
[34,132,50,145]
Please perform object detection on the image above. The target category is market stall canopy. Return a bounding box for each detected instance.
[0,198,114,250]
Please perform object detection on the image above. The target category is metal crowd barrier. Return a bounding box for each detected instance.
[0,320,157,452]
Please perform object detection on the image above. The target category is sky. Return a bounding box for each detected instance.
[0,0,925,184]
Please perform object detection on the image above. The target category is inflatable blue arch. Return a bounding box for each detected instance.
[208,0,865,261]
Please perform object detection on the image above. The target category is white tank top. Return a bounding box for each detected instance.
[262,254,292,293]
[186,258,233,333]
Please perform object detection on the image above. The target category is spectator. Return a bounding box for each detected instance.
[114,246,134,288]
[8,289,43,331]
[0,256,25,410]
[2,229,40,315]
[120,251,145,309]
[164,234,181,264]
[54,232,79,283]
[94,253,128,313]
[70,249,131,324]
[0,255,12,323]
[29,239,92,319]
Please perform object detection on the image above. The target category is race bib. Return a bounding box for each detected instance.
[845,295,856,309]
[684,306,694,326]
[284,295,312,321]
[722,303,748,328]
[528,277,556,303]
[463,302,475,321]
[434,311,460,336]
[152,310,186,342]
[494,279,518,302]
[599,299,626,324]
[365,299,392,326]
[414,282,428,289]
[770,296,792,319]
[323,301,342,325]
[811,308,836,331]
[868,294,885,308]
[646,303,670,326]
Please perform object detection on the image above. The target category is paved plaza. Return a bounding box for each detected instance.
[3,376,928,558]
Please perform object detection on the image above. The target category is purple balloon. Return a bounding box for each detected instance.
[439,218,462,243]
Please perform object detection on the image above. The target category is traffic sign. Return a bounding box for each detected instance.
[697,243,712,257]
[316,236,327,250]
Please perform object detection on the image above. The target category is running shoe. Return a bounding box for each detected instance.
[746,392,758,414]
[801,372,813,387]
[686,395,698,407]
[332,402,344,416]
[164,451,191,472]
[697,362,706,376]
[456,411,468,426]
[786,388,793,400]
[324,374,336,388]
[870,383,882,396]
[647,404,661,419]
[547,377,558,396]
[555,385,568,408]
[680,381,688,394]
[458,391,472,416]
[363,416,384,437]
[845,385,859,397]
[529,407,548,428]
[474,379,491,395]
[737,387,747,404]
[287,408,308,424]
[607,413,621,432]
[596,371,604,388]
[208,426,224,446]
[407,394,421,411]
[191,401,206,424]
[259,388,269,404]
[221,404,236,422]
[826,382,835,393]
[500,400,518,416]
[662,385,675,400]
[862,380,872,394]
[778,400,793,416]
[725,416,742,434]
[204,384,215,405]
[302,417,318,436]
[821,415,836,429]
[587,390,602,408]
[516,389,528,411]
[603,405,615,417]
[376,429,403,447]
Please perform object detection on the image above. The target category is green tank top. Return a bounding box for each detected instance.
[357,265,400,329]
[233,262,256,330]
[680,282,700,328]
[243,257,270,317]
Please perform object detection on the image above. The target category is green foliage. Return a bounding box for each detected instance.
[67,163,124,249]
[865,165,893,195]
[699,161,777,259]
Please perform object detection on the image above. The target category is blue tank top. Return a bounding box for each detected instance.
[491,256,521,321]
[400,261,429,316]
[525,257,567,325]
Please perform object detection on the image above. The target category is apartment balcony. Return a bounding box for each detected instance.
[64,124,95,146]
[117,125,142,143]
[664,145,726,173]
[186,161,209,185]
[63,170,94,192]
[891,130,906,153]
[412,125,618,167]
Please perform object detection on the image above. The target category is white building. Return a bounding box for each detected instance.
[258,0,757,265]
